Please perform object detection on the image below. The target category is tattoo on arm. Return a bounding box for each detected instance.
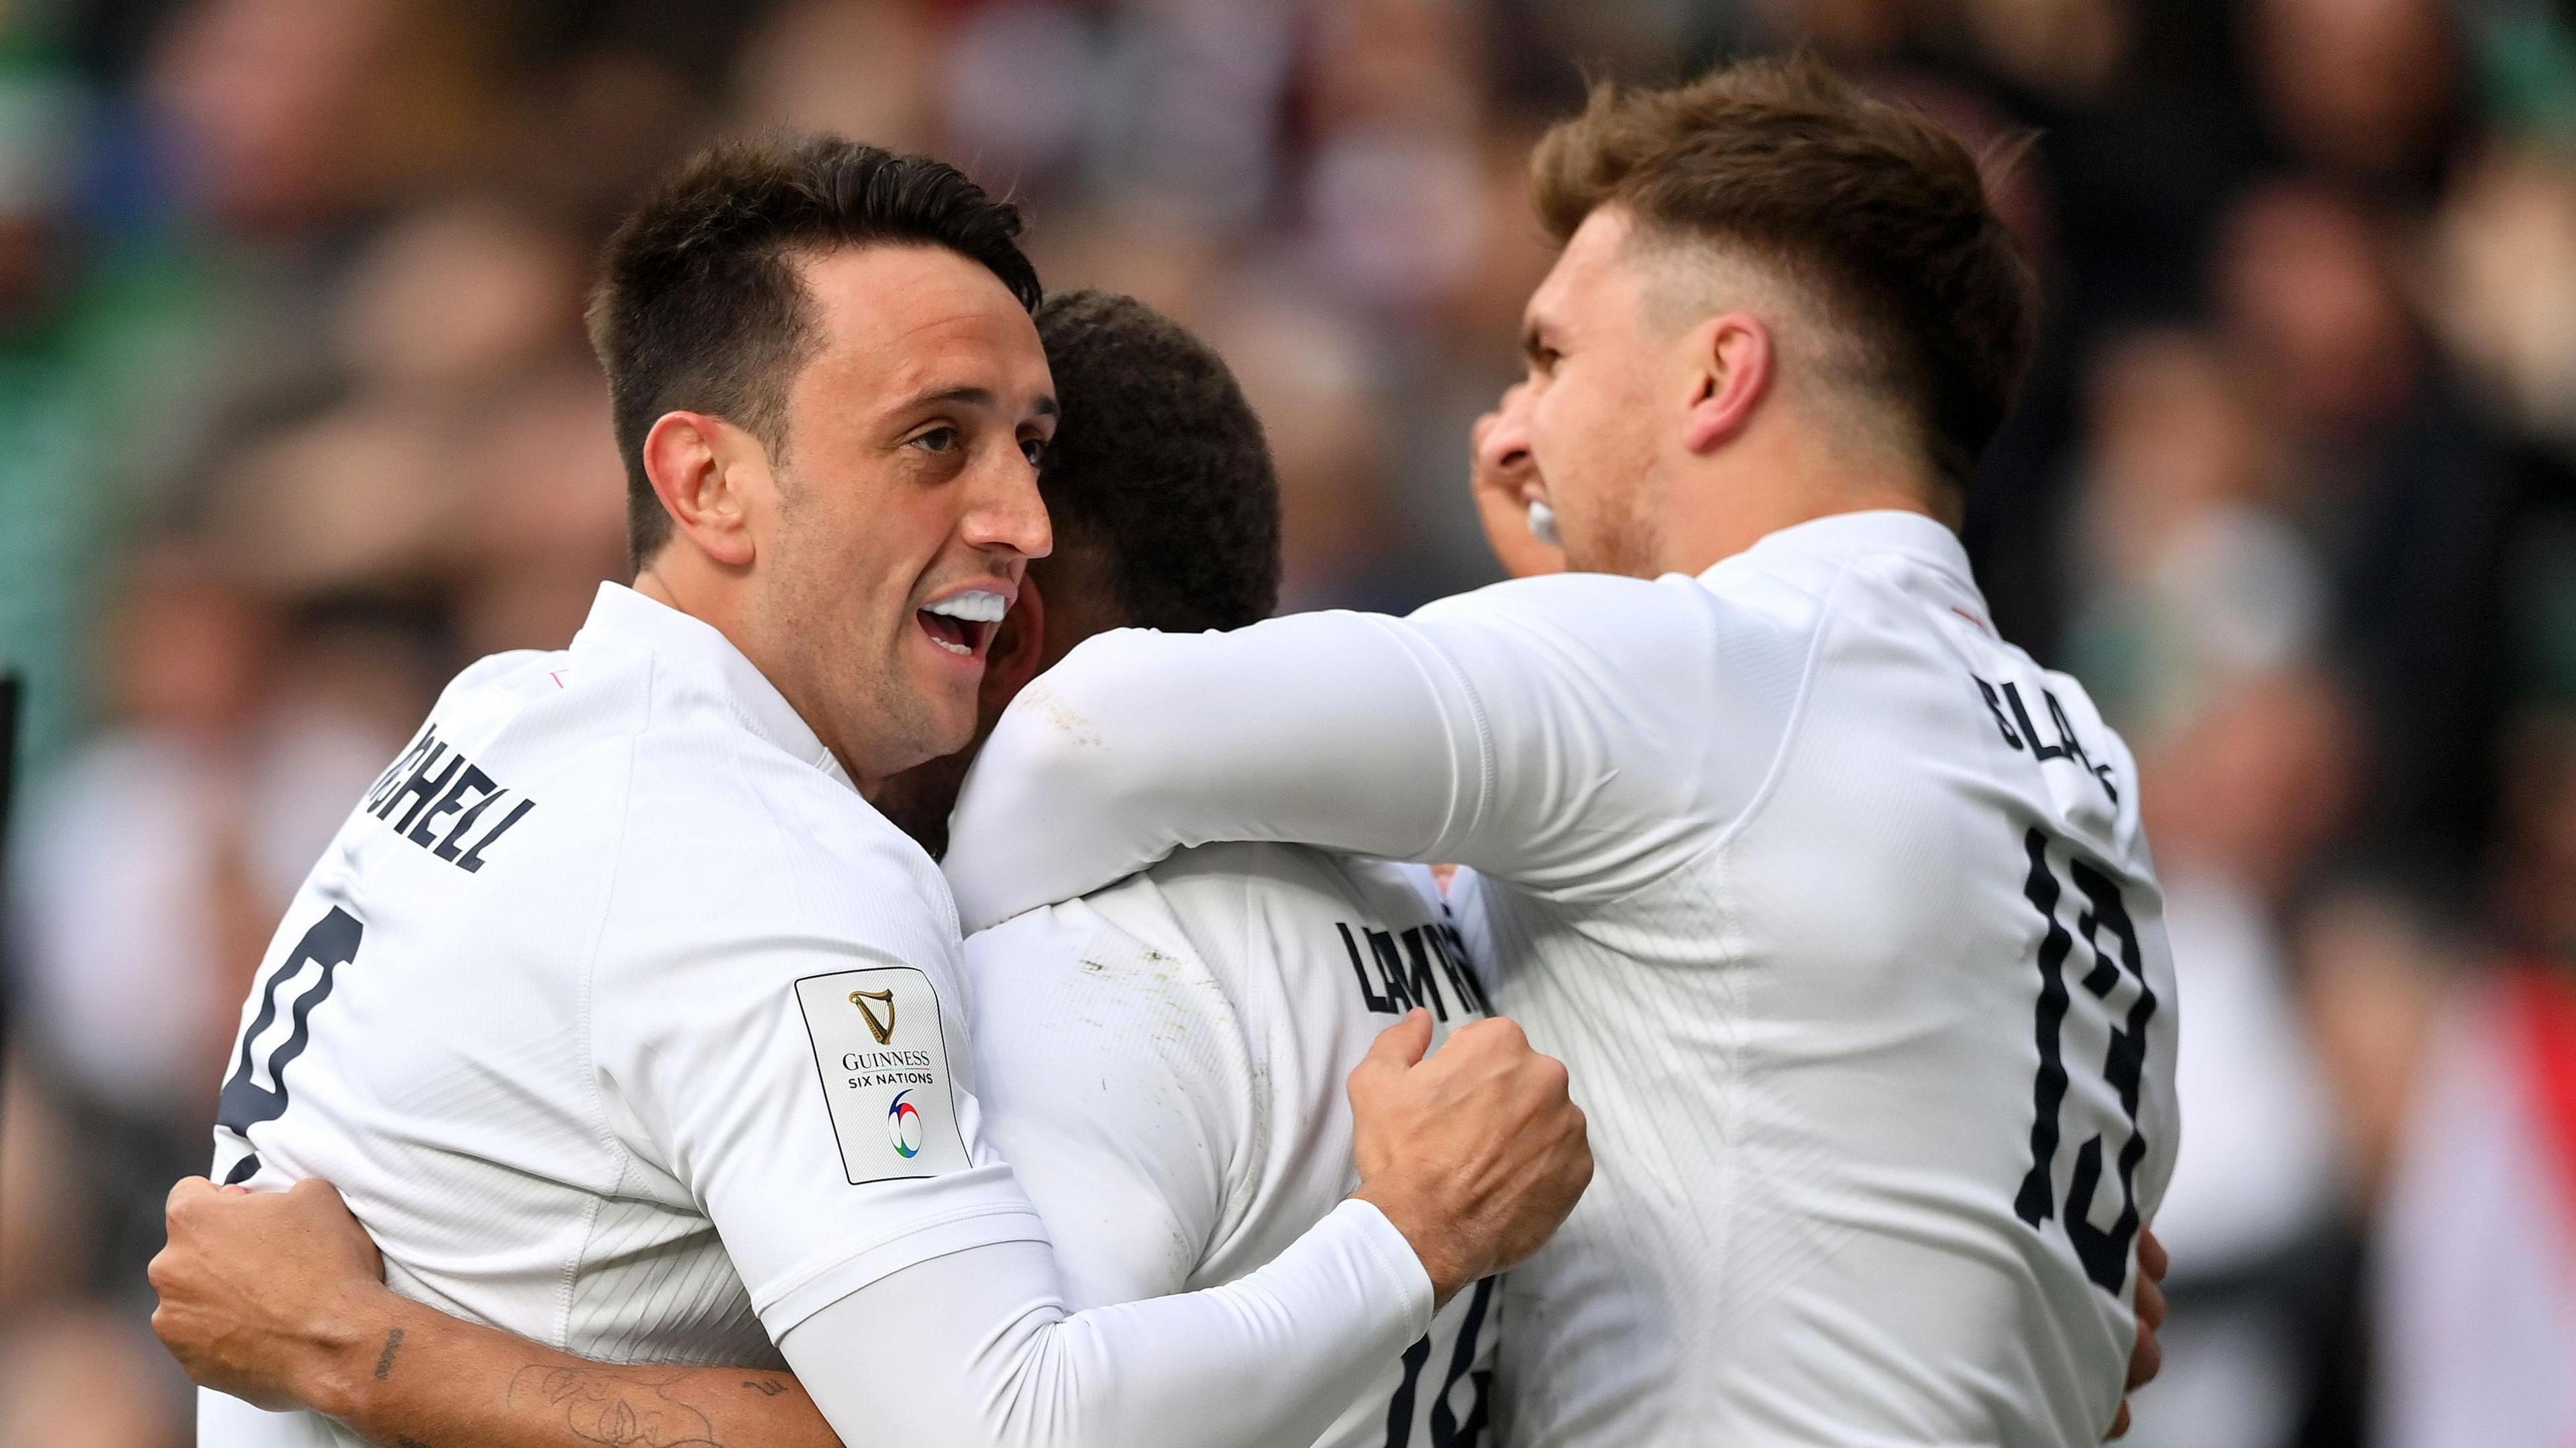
[741,1380,786,1398]
[374,1329,407,1382]
[507,1365,724,1448]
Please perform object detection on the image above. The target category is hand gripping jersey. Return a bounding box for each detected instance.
[201,583,1434,1448]
[965,844,1499,1448]
[945,511,2181,1447]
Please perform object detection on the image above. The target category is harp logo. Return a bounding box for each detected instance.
[849,987,896,1045]
[797,966,963,1182]
[886,1090,924,1158]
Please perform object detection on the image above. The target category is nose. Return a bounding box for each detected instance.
[1476,382,1538,496]
[963,447,1053,562]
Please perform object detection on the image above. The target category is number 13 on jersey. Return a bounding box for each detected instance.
[2011,827,2158,1296]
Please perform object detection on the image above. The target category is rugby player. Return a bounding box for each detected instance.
[151,141,1591,1448]
[938,56,2181,1446]
[152,287,1529,1448]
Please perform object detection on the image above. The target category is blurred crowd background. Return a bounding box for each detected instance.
[3,0,2575,1443]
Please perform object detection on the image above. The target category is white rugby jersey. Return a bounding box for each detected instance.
[967,843,1499,1448]
[201,583,1046,1446]
[946,510,2181,1447]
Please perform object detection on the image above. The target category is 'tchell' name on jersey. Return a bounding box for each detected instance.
[360,724,537,873]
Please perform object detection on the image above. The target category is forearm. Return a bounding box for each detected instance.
[945,617,1477,932]
[784,1199,1434,1448]
[311,1294,836,1448]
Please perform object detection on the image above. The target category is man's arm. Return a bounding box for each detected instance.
[157,1013,1588,1448]
[944,573,1747,933]
[154,1178,840,1448]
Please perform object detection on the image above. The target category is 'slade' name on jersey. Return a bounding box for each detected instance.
[362,725,537,873]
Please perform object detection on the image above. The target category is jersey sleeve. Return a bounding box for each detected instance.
[961,901,1246,1308]
[778,1201,1432,1448]
[588,814,1051,1339]
[945,572,1753,933]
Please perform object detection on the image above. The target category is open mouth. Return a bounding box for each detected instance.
[917,589,1008,660]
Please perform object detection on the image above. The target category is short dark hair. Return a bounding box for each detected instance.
[588,135,1043,568]
[1532,54,2035,488]
[1032,290,1279,632]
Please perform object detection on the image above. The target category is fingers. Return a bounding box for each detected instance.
[2109,1401,2131,1439]
[2139,1225,2168,1284]
[284,1176,354,1217]
[2136,1264,2166,1332]
[2126,1312,2163,1392]
[166,1176,217,1218]
[1358,1009,1435,1078]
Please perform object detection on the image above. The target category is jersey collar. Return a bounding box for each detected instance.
[1715,508,1975,588]
[573,583,857,791]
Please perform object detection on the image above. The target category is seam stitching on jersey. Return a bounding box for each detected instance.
[751,1199,1052,1321]
[1215,867,1265,1258]
[1695,557,1852,862]
[562,710,647,1347]
[1370,612,1497,860]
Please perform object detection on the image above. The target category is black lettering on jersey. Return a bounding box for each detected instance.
[217,906,364,1184]
[1971,674,2119,805]
[1383,1274,1497,1447]
[382,743,465,833]
[364,726,438,814]
[362,730,537,875]
[1338,922,1494,1022]
[1974,678,2023,748]
[1430,1275,1498,1446]
[408,763,494,852]
[1340,924,1401,1014]
[453,798,534,873]
[1382,1334,1433,1445]
[2013,827,2157,1294]
[1429,924,1495,1017]
[1366,928,1421,1014]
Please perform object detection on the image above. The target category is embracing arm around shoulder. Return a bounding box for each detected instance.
[156,1177,1420,1448]
[943,572,1748,932]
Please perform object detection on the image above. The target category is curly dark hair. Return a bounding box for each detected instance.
[1032,290,1280,633]
[1533,53,2034,489]
[588,135,1042,568]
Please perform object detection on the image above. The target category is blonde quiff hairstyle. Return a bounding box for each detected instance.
[1532,54,2037,488]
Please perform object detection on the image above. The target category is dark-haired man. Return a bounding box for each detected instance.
[156,289,1527,1448]
[942,57,2180,1447]
[158,137,1589,1448]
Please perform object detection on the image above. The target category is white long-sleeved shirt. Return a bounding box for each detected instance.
[964,845,1501,1448]
[945,510,2181,1447]
[197,581,1430,1448]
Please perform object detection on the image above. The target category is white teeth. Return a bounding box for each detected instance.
[924,590,1008,623]
[929,635,973,656]
[1527,500,1563,549]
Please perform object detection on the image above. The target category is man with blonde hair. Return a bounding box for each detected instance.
[945,55,2178,1445]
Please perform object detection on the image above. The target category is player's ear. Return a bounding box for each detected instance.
[642,410,759,568]
[979,575,1049,718]
[1681,312,1772,455]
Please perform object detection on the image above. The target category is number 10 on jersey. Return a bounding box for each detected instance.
[2012,827,2157,1296]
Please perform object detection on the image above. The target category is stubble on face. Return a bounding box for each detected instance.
[745,245,1055,786]
[1518,209,1680,580]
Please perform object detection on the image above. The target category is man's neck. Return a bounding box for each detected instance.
[630,557,880,791]
[1658,444,1947,576]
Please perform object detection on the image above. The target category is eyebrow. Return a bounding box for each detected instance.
[904,386,1059,421]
